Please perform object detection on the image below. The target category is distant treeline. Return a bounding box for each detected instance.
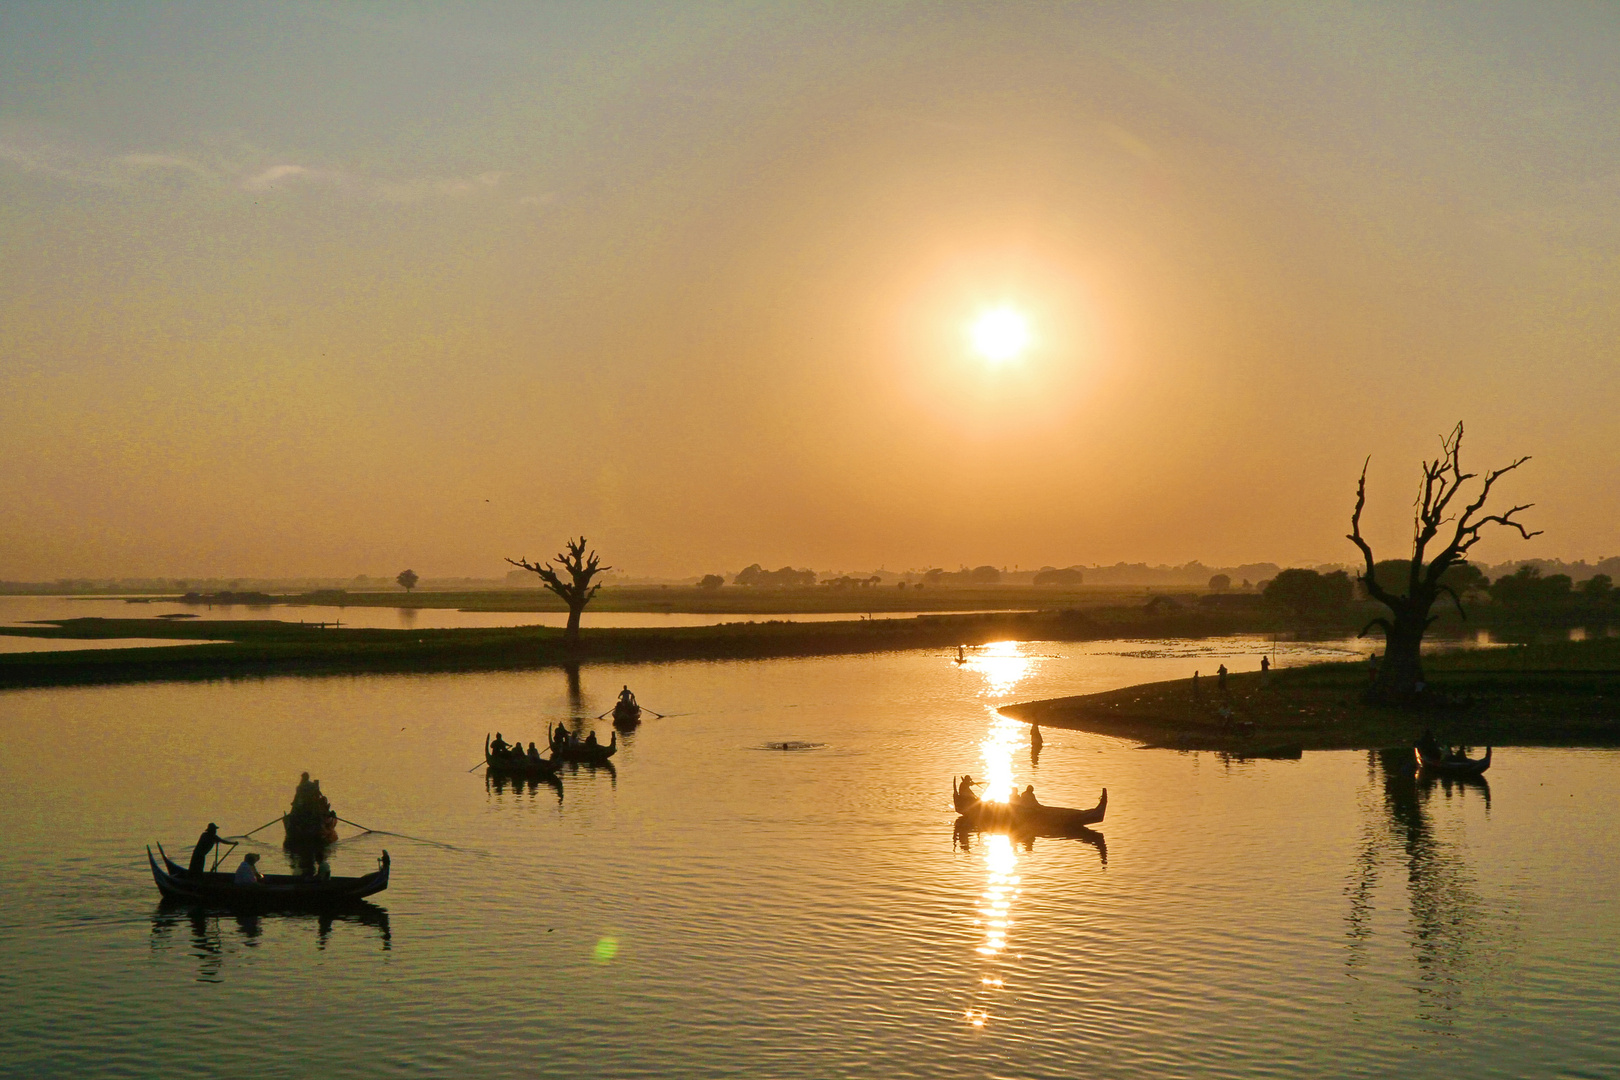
[10,555,1620,596]
[724,564,1081,587]
[1251,563,1619,624]
[733,564,819,587]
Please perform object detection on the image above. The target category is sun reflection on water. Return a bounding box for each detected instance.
[976,710,1026,804]
[960,641,1036,1029]
[975,834,1020,957]
[967,641,1034,804]
[961,640,1032,698]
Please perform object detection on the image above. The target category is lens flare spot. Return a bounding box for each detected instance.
[593,936,619,963]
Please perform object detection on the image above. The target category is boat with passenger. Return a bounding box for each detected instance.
[1415,742,1491,777]
[952,775,1107,835]
[484,733,560,777]
[612,685,643,729]
[149,845,389,907]
[550,725,618,763]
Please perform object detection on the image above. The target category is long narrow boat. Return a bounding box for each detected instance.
[952,776,1108,833]
[550,729,617,763]
[1415,744,1491,777]
[150,844,389,907]
[485,734,561,777]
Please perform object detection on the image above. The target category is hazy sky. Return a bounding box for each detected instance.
[4,2,1618,579]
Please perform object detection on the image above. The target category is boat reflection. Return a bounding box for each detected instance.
[1417,768,1491,808]
[150,899,391,981]
[1344,749,1498,1029]
[954,817,1106,865]
[486,771,564,802]
[556,758,616,786]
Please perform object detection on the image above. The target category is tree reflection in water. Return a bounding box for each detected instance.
[150,900,391,982]
[1345,748,1502,1029]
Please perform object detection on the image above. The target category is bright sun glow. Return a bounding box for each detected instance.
[969,307,1032,363]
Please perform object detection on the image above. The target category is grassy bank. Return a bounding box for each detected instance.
[1001,638,1620,750]
[0,607,1283,690]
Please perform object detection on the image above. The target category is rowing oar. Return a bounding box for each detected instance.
[209,839,238,873]
[466,759,489,772]
[335,816,482,854]
[599,704,667,719]
[227,815,284,841]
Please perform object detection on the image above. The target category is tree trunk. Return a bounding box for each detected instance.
[564,605,583,645]
[1373,610,1428,699]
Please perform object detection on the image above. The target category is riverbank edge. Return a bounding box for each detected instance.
[0,609,1274,690]
[1000,647,1620,750]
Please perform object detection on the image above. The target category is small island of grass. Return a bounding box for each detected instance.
[1001,637,1620,751]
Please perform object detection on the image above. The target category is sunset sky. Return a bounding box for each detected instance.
[3,2,1617,579]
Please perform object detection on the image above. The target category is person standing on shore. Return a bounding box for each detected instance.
[1260,655,1270,686]
[1217,664,1229,691]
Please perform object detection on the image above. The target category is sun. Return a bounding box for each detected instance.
[968,306,1031,363]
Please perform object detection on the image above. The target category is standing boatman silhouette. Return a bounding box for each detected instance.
[188,823,221,876]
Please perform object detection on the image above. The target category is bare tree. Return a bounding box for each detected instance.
[396,569,419,593]
[506,537,611,644]
[1348,423,1538,700]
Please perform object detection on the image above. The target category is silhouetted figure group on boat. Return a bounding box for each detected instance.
[489,732,546,766]
[284,772,340,845]
[1416,728,1484,765]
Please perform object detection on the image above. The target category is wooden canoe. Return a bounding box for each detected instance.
[550,729,617,763]
[952,777,1108,833]
[612,700,643,729]
[150,844,389,907]
[1415,744,1491,777]
[485,734,561,777]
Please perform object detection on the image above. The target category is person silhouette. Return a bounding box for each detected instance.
[188,823,221,876]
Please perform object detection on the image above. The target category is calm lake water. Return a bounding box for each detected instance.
[1,639,1615,1078]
